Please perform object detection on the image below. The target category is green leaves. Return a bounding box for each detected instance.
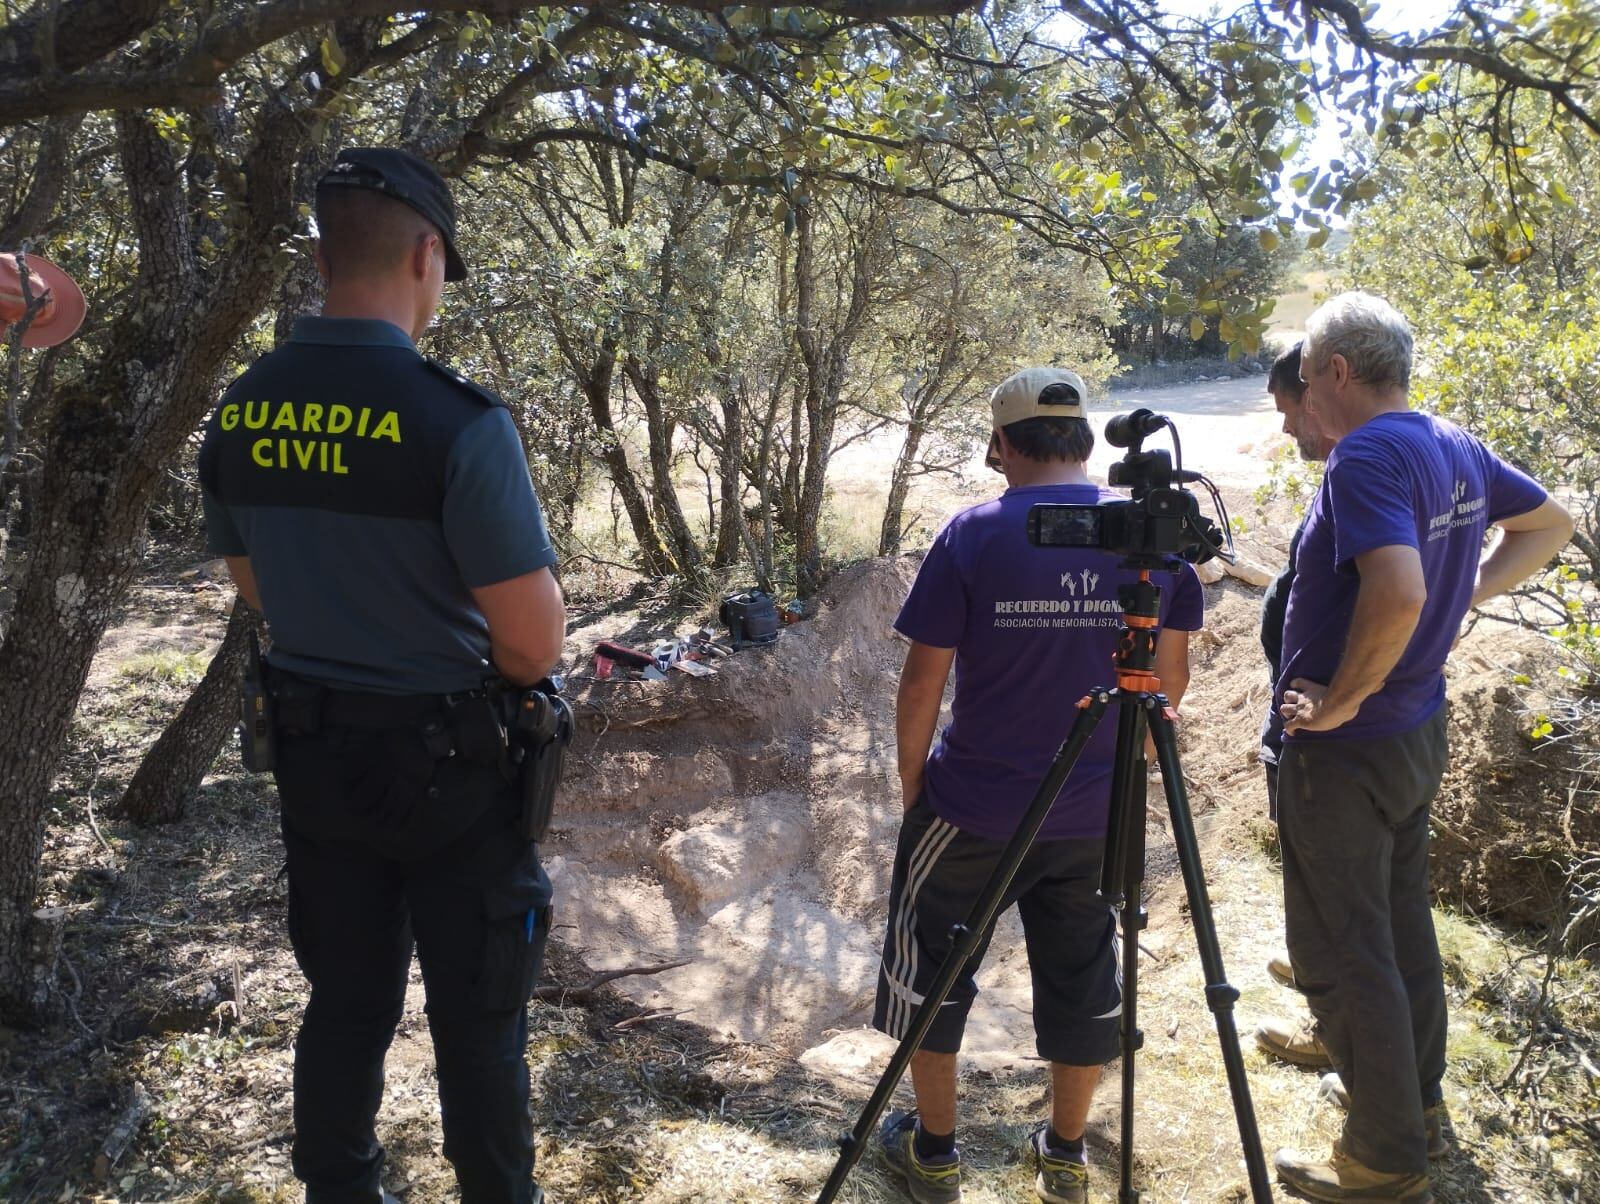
[319,34,345,77]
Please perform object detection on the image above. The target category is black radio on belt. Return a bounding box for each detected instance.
[507,682,573,843]
[239,629,277,773]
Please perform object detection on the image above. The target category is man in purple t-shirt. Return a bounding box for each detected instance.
[1264,293,1571,1203]
[871,367,1204,1204]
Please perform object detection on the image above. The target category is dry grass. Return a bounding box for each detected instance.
[115,649,210,685]
[1268,270,1329,339]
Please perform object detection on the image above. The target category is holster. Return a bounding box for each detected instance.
[506,683,573,843]
[239,630,278,773]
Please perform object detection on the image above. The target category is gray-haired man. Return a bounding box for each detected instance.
[1267,292,1571,1201]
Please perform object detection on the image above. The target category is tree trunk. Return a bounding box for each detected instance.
[0,83,317,1017]
[713,375,745,567]
[118,600,264,824]
[621,358,702,575]
[791,207,824,594]
[782,381,803,541]
[116,138,330,828]
[879,418,924,556]
[792,201,878,596]
[554,423,585,549]
[621,180,703,577]
[576,342,674,576]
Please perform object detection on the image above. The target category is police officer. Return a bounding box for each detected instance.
[199,148,564,1204]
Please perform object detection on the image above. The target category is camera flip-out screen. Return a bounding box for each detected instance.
[1027,503,1104,549]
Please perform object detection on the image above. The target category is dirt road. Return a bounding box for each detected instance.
[1092,372,1282,491]
[829,372,1286,534]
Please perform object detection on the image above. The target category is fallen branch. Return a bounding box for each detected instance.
[93,913,183,929]
[612,1008,689,1031]
[92,1082,151,1181]
[531,958,690,1005]
[59,953,94,1038]
[85,794,115,863]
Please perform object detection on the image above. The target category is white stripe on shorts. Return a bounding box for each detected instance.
[885,814,959,1037]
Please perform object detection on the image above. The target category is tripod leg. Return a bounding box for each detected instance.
[1147,705,1274,1204]
[1098,703,1147,908]
[1095,699,1150,1202]
[815,690,1114,1204]
[1121,709,1149,1203]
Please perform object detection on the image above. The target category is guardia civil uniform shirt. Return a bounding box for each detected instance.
[198,316,557,695]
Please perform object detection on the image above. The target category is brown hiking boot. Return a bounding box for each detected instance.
[1255,1015,1333,1067]
[1273,1143,1432,1202]
[1317,1075,1451,1161]
[1268,953,1297,988]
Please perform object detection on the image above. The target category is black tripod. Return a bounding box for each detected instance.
[816,570,1271,1204]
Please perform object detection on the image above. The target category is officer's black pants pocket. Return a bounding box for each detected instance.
[478,886,549,1012]
[354,729,436,826]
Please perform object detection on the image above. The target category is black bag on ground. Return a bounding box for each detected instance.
[719,589,779,650]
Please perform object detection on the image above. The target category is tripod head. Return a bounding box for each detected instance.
[1113,572,1163,695]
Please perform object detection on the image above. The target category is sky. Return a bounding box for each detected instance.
[1110,1,1469,218]
[1149,0,1460,27]
[1151,0,1465,162]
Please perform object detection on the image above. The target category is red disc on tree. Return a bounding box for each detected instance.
[0,252,86,348]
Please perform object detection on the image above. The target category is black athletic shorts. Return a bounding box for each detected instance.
[871,798,1121,1066]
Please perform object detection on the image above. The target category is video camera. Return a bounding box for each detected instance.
[1025,408,1232,573]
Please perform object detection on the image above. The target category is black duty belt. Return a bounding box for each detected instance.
[267,666,485,722]
[264,666,506,762]
[317,686,453,729]
[253,665,571,843]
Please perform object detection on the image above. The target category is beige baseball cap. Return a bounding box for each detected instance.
[989,366,1087,426]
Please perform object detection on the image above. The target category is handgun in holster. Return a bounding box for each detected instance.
[239,629,277,774]
[508,682,573,843]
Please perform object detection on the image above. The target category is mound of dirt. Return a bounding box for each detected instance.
[548,557,1045,1061]
[564,556,920,741]
[1434,637,1599,938]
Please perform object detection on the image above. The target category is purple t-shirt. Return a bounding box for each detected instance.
[1278,412,1547,742]
[896,484,1205,842]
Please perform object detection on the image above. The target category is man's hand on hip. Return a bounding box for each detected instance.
[1281,678,1357,735]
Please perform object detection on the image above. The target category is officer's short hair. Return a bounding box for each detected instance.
[1002,416,1095,464]
[315,187,441,282]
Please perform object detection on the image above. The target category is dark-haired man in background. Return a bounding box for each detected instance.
[1253,341,1342,1069]
[872,368,1204,1204]
[200,148,564,1204]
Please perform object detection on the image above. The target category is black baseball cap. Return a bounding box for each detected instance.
[316,147,468,281]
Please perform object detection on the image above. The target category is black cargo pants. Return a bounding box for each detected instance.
[271,680,551,1204]
[1277,709,1449,1176]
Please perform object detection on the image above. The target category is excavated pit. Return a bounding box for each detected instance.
[547,558,1052,1073]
